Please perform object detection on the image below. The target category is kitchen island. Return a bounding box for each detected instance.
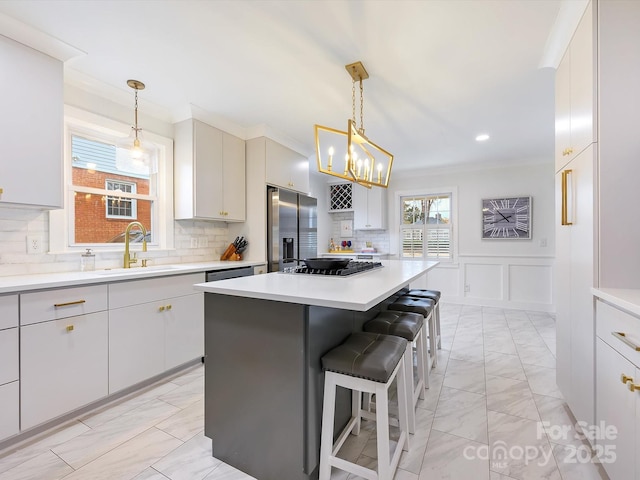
[194,260,437,480]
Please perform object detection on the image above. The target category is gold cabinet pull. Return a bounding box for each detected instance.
[159,305,165,312]
[612,331,640,351]
[562,147,574,156]
[621,373,633,384]
[629,383,640,392]
[66,325,74,332]
[0,188,3,194]
[561,169,573,226]
[54,299,86,308]
[166,304,172,310]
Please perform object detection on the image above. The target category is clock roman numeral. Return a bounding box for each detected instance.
[490,200,500,210]
[484,215,496,222]
[484,223,495,232]
[511,228,519,237]
[500,199,510,209]
[515,221,528,232]
[516,205,528,212]
[491,228,500,237]
[516,214,528,221]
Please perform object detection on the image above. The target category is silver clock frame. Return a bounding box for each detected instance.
[481,196,532,240]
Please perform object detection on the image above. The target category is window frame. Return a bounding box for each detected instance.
[49,105,174,253]
[395,187,457,263]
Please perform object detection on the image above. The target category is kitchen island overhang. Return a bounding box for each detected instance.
[194,260,438,480]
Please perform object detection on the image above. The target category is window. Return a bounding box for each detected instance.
[400,193,452,260]
[106,180,137,218]
[50,106,174,252]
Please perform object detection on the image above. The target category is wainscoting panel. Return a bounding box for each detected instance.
[509,264,553,304]
[413,255,555,312]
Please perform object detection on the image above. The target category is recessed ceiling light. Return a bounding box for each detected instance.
[475,134,490,142]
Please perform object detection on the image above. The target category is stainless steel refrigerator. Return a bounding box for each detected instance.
[267,186,317,272]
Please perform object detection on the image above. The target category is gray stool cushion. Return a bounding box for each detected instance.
[322,332,407,383]
[363,311,423,342]
[406,289,441,300]
[388,297,434,317]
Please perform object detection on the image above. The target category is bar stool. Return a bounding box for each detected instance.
[404,289,442,349]
[319,332,410,480]
[363,311,428,434]
[387,296,437,368]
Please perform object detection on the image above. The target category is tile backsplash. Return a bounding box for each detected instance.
[0,206,229,277]
[327,211,391,254]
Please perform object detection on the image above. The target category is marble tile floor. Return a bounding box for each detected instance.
[0,304,610,480]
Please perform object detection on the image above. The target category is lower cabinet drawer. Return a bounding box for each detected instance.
[596,300,640,367]
[0,327,18,386]
[21,311,109,430]
[0,381,19,441]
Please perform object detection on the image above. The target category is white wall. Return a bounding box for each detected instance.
[388,162,556,312]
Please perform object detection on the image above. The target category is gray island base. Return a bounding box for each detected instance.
[204,290,405,480]
[196,260,438,479]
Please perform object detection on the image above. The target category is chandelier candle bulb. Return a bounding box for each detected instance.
[377,163,383,183]
[327,147,334,170]
[357,158,362,179]
[344,154,349,175]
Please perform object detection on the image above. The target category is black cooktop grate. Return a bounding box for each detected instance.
[293,261,383,276]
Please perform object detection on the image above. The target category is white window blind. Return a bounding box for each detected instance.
[400,194,452,260]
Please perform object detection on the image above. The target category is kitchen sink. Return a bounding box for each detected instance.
[95,265,180,275]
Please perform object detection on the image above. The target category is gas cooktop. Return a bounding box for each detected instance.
[293,261,383,277]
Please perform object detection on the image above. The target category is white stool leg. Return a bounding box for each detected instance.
[435,300,442,349]
[427,311,437,368]
[319,372,337,480]
[395,355,410,453]
[403,342,416,434]
[375,381,391,480]
[352,390,361,435]
[416,327,428,393]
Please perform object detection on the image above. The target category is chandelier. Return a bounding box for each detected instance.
[315,61,393,188]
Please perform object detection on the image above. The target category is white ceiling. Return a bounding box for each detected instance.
[0,0,575,173]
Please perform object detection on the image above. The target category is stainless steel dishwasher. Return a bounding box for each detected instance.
[206,265,254,282]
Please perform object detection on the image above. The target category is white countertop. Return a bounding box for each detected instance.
[0,261,263,294]
[194,260,438,311]
[592,288,640,317]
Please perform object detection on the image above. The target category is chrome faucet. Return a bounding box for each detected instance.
[123,221,147,268]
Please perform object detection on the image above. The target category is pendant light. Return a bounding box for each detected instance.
[127,79,145,159]
[315,61,393,188]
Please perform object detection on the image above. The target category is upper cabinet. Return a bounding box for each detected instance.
[352,183,387,230]
[0,36,63,209]
[555,4,596,173]
[265,139,309,194]
[174,119,246,222]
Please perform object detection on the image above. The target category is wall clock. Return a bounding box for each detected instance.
[482,196,532,239]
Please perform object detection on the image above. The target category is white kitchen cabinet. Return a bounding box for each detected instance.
[595,337,638,480]
[0,35,63,209]
[254,264,267,275]
[165,293,204,370]
[0,328,18,387]
[109,301,166,393]
[0,382,19,441]
[352,183,387,230]
[555,144,596,429]
[265,138,309,194]
[20,284,107,326]
[555,2,596,173]
[20,311,109,430]
[174,118,246,221]
[108,273,205,393]
[0,294,18,330]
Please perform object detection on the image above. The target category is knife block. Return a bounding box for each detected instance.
[220,244,236,261]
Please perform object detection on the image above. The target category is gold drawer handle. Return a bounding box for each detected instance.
[621,373,633,384]
[66,325,74,332]
[612,332,640,351]
[54,300,86,308]
[630,383,640,392]
[159,306,165,312]
[166,304,172,310]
